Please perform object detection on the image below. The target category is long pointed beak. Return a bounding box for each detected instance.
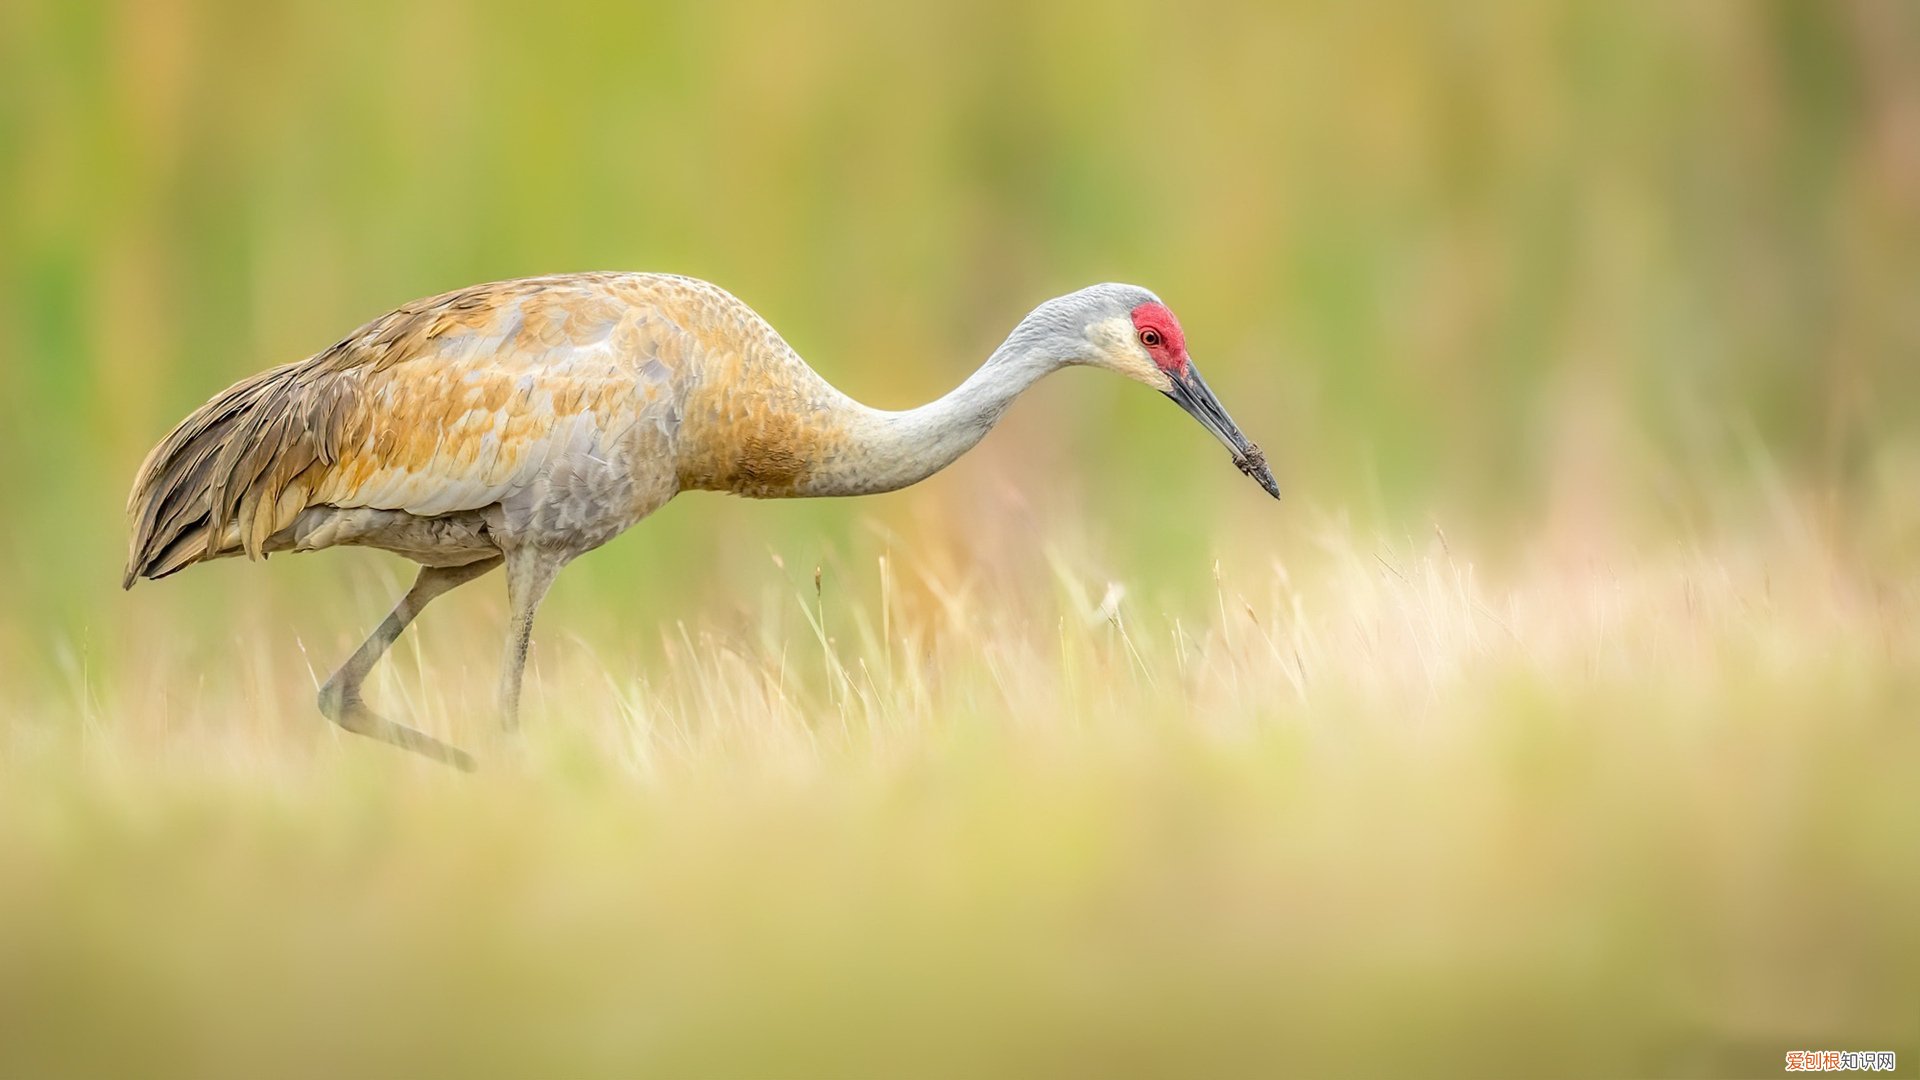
[1163,361,1281,500]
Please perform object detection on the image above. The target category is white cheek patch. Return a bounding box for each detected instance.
[1087,316,1135,354]
[1129,360,1176,393]
[1087,317,1173,391]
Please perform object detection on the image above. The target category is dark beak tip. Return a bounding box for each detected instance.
[1234,459,1281,501]
[1165,362,1279,501]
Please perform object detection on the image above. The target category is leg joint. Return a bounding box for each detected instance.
[317,679,358,726]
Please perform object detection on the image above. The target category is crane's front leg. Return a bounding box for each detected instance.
[317,557,502,771]
[497,546,569,732]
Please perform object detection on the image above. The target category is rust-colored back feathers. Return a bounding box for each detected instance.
[124,279,541,586]
[124,272,778,586]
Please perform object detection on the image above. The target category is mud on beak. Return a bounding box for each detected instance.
[1164,361,1281,500]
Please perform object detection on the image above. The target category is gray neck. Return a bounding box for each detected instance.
[802,342,1063,497]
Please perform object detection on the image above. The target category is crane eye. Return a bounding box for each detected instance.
[1139,329,1162,348]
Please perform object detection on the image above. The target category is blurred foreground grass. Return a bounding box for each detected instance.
[3,487,1915,1078]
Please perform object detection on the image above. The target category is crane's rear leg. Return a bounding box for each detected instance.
[318,557,502,770]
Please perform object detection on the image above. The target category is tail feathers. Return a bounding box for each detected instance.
[138,522,222,584]
[123,360,350,588]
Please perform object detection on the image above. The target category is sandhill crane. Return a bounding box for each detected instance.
[125,273,1278,768]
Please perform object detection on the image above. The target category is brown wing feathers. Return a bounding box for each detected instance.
[123,275,634,588]
[122,281,540,587]
[124,359,348,587]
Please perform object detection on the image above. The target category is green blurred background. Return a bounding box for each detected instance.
[2,0,1918,660]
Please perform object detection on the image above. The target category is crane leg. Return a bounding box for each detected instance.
[317,556,502,771]
[498,546,568,732]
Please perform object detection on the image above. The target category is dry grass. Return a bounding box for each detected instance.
[2,492,1917,1078]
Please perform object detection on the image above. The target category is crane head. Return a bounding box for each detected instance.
[1061,287,1281,501]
